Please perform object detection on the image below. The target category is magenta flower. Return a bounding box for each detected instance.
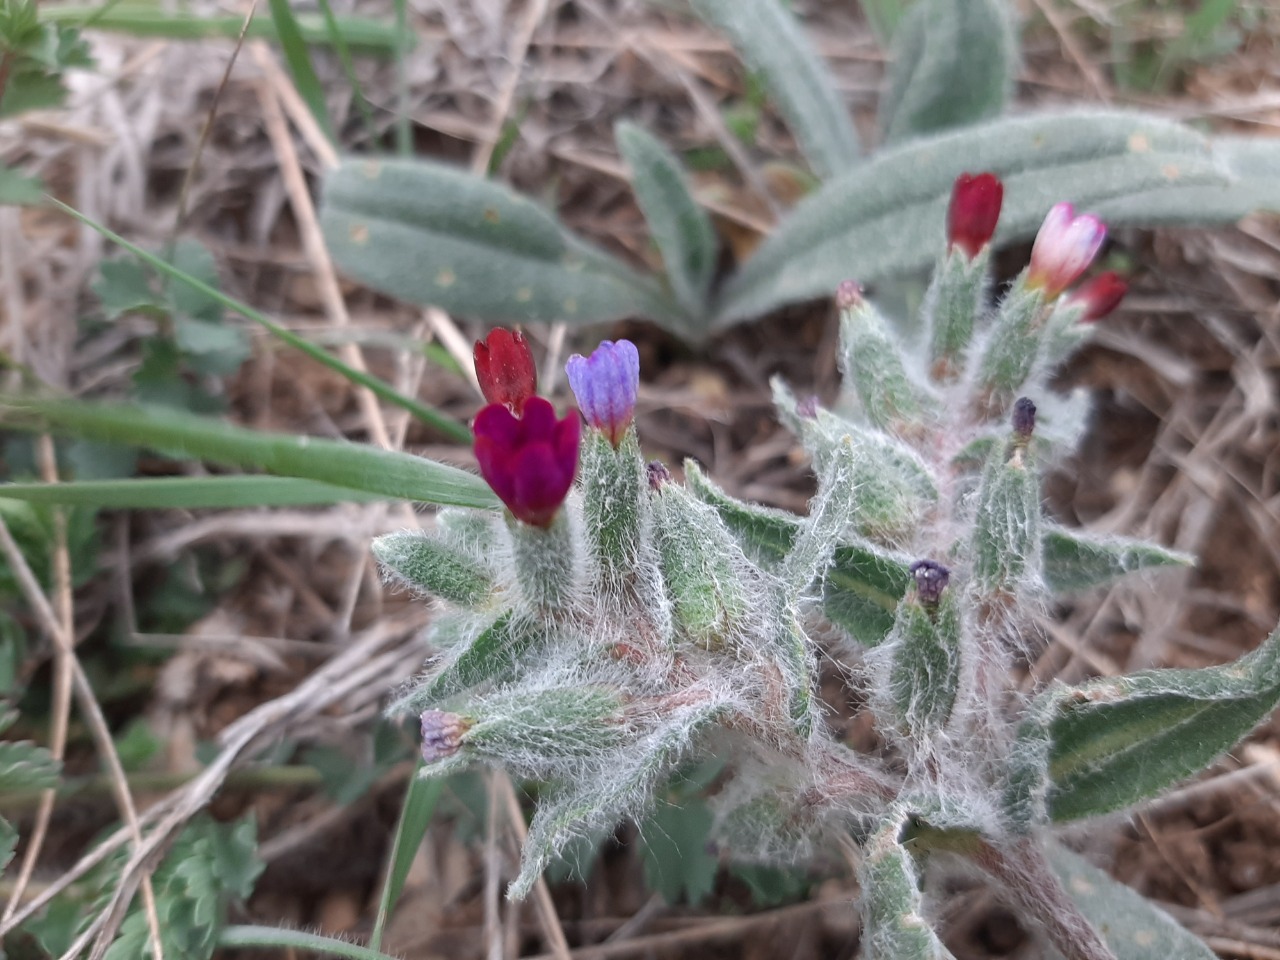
[1069,271,1128,322]
[947,172,1004,259]
[473,397,580,527]
[1027,203,1107,298]
[565,339,640,447]
[474,328,537,414]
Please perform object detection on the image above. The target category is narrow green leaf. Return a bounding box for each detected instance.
[42,5,404,51]
[320,157,685,332]
[220,926,404,960]
[0,476,383,508]
[1045,622,1280,822]
[0,397,498,509]
[687,0,860,178]
[267,0,333,141]
[714,111,1240,326]
[370,763,441,950]
[1045,843,1215,960]
[860,0,915,45]
[1041,526,1193,595]
[880,0,1016,144]
[49,198,471,443]
[615,121,718,326]
[860,812,956,959]
[400,611,546,710]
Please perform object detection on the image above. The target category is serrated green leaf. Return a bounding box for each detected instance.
[1045,623,1280,822]
[880,0,1016,144]
[321,157,684,332]
[1041,526,1193,595]
[166,239,223,322]
[1045,843,1214,960]
[0,815,17,872]
[0,396,497,508]
[0,739,62,792]
[95,259,159,316]
[714,111,1242,326]
[0,475,385,508]
[616,121,718,328]
[687,0,860,178]
[641,798,718,904]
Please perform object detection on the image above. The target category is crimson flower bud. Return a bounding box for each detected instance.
[1069,271,1128,322]
[473,397,580,527]
[947,172,1004,258]
[565,339,640,447]
[474,328,537,414]
[1027,203,1107,298]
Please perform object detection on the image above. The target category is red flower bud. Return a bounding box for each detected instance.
[1070,271,1128,322]
[473,397,580,528]
[947,172,1004,259]
[474,328,537,414]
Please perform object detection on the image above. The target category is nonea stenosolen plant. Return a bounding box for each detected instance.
[373,175,1280,960]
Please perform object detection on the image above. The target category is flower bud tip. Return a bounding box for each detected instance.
[835,280,864,310]
[1012,397,1036,440]
[421,709,470,763]
[947,172,1004,259]
[909,559,951,605]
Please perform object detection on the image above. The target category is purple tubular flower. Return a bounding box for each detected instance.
[565,339,640,448]
[420,709,471,762]
[1027,202,1107,298]
[473,396,581,528]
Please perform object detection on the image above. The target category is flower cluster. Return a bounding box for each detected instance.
[470,329,641,528]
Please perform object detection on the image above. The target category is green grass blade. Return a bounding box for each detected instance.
[267,0,334,141]
[312,0,376,136]
[0,476,386,508]
[50,198,472,444]
[42,5,403,52]
[0,397,498,509]
[220,926,404,959]
[370,765,442,950]
[392,0,410,156]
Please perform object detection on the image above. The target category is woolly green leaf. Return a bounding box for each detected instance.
[511,698,724,900]
[0,739,61,792]
[860,813,956,960]
[580,430,646,593]
[880,0,1016,144]
[883,590,963,743]
[396,611,548,711]
[925,247,989,379]
[714,111,1244,326]
[0,476,384,508]
[320,157,686,332]
[682,461,910,645]
[1092,135,1280,225]
[686,0,860,179]
[1041,526,1194,595]
[1045,844,1215,960]
[838,294,933,432]
[0,396,497,509]
[970,444,1040,595]
[1045,623,1280,822]
[616,121,717,326]
[373,531,496,607]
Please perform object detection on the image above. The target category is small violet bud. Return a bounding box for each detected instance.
[1012,396,1037,441]
[947,172,1004,259]
[473,396,580,528]
[796,395,821,419]
[565,339,640,447]
[421,709,471,763]
[835,280,864,310]
[1069,271,1128,322]
[647,460,672,490]
[1027,203,1107,298]
[474,328,537,414]
[909,559,951,606]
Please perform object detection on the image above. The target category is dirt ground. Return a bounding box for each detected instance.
[3,0,1280,957]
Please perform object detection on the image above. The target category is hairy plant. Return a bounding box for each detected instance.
[378,176,1280,960]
